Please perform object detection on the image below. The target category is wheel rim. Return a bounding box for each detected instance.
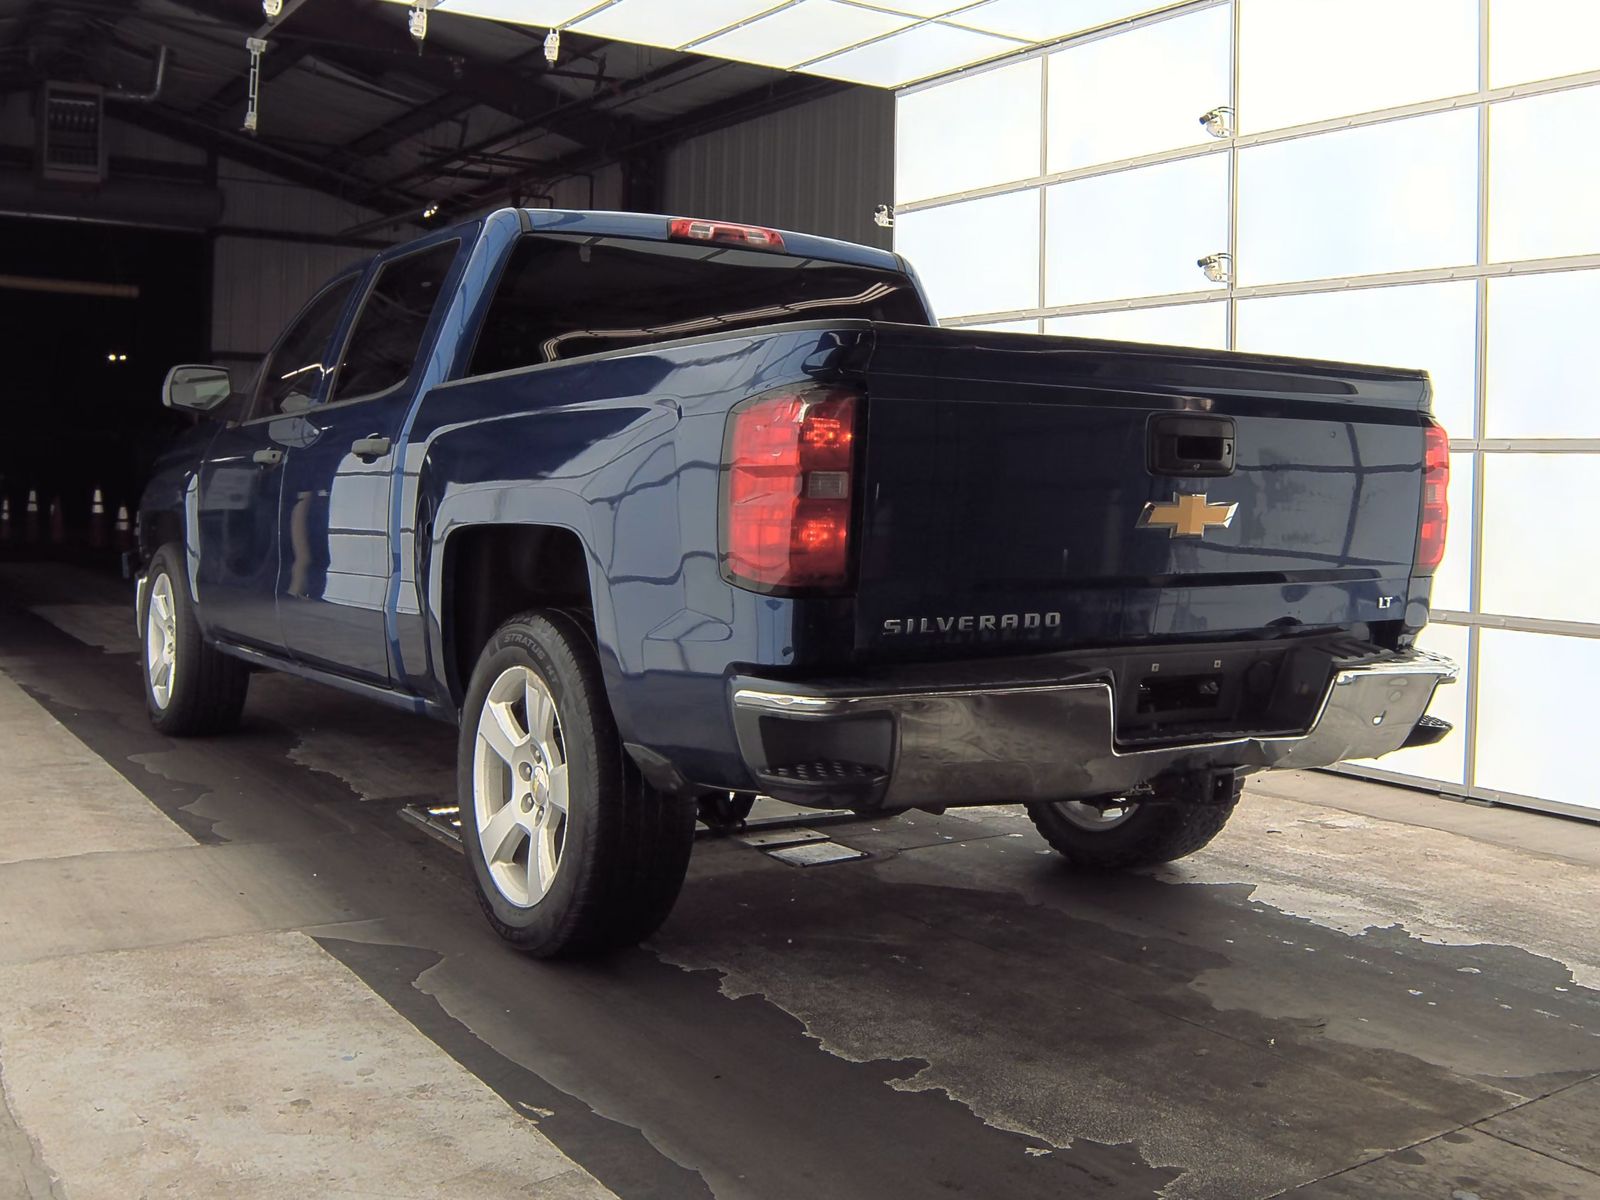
[472,664,570,908]
[1052,800,1139,831]
[145,573,177,710]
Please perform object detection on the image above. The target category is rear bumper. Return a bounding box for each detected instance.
[730,648,1458,810]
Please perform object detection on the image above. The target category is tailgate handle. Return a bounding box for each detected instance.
[1149,415,1236,478]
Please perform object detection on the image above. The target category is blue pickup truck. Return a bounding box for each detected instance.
[138,208,1457,956]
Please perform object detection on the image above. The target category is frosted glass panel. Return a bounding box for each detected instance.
[575,0,792,47]
[1045,154,1228,305]
[896,60,1041,204]
[1481,454,1600,624]
[1350,621,1470,784]
[1045,5,1231,173]
[957,318,1042,333]
[1044,302,1225,349]
[695,1,914,68]
[1237,110,1478,286]
[1234,282,1478,438]
[1486,271,1600,438]
[808,22,1023,86]
[1489,0,1600,87]
[1476,629,1600,810]
[1489,88,1600,263]
[1432,453,1473,614]
[1239,0,1477,133]
[895,189,1040,319]
[954,0,1180,41]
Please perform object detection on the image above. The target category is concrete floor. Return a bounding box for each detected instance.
[1,561,1596,1199]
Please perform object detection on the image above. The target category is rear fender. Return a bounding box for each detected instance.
[420,402,681,737]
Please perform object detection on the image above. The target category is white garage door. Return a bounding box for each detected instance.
[895,0,1600,819]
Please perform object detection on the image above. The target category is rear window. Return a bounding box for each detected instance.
[467,232,928,377]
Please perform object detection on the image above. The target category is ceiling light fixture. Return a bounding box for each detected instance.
[544,27,560,67]
[422,202,440,219]
[409,4,428,46]
[243,36,268,133]
[262,0,283,17]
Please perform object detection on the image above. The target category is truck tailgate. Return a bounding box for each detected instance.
[856,325,1432,658]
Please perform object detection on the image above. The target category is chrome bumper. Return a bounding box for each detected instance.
[731,649,1458,809]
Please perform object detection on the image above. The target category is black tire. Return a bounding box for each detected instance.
[457,610,696,958]
[138,543,249,737]
[1026,794,1237,870]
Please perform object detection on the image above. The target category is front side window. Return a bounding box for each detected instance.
[249,276,357,420]
[467,233,928,377]
[331,240,459,403]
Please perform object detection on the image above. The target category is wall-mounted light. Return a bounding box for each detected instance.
[1198,106,1235,139]
[1196,251,1233,285]
[873,203,894,229]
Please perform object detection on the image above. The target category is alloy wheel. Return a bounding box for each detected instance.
[145,573,177,710]
[471,664,570,907]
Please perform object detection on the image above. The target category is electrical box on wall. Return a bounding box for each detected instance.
[38,83,106,184]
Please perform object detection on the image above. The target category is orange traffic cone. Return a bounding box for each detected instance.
[115,505,133,551]
[89,488,108,548]
[0,496,10,543]
[25,490,39,542]
[48,496,65,544]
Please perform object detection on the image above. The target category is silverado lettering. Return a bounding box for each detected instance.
[882,613,1063,635]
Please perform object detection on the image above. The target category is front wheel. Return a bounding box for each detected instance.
[1026,788,1238,871]
[139,544,249,736]
[458,611,696,958]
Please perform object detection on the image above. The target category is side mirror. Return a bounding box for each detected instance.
[162,364,233,413]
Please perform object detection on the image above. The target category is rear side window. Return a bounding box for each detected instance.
[331,239,459,402]
[467,233,928,377]
[249,276,356,420]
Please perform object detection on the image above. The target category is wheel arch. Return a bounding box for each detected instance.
[435,520,614,713]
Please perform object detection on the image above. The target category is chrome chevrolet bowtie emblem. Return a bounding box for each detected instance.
[1137,492,1237,538]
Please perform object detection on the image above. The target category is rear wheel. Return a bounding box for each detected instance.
[1026,784,1239,870]
[139,544,249,736]
[458,611,696,958]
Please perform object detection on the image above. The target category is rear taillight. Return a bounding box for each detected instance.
[668,217,785,252]
[722,386,858,593]
[1416,423,1450,574]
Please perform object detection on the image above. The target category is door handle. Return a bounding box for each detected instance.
[252,448,283,466]
[351,434,392,462]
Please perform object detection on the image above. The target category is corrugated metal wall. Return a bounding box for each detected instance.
[210,160,393,363]
[217,160,384,236]
[209,235,374,363]
[661,88,894,249]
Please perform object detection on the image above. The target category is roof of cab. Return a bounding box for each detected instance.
[476,207,905,274]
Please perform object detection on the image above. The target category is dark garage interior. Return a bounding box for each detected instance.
[0,2,1596,1199]
[0,218,204,553]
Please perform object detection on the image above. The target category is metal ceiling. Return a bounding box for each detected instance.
[0,0,852,231]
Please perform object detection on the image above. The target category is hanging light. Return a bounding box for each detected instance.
[544,27,560,67]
